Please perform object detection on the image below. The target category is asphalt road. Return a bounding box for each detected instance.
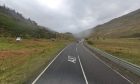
[32,43,132,84]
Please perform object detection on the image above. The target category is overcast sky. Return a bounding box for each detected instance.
[0,0,140,33]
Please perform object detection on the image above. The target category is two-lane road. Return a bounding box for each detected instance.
[32,43,132,84]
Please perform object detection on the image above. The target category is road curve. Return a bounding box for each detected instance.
[32,43,132,84]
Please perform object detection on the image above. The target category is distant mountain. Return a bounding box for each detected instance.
[88,9,140,38]
[0,5,57,39]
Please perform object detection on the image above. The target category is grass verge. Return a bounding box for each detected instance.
[0,38,69,84]
[87,38,140,66]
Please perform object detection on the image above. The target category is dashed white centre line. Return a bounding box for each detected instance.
[76,47,78,52]
[78,55,89,84]
[76,46,88,84]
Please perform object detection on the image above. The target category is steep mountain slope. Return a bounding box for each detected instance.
[0,5,57,38]
[89,9,140,38]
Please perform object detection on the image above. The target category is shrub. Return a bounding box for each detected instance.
[87,40,93,45]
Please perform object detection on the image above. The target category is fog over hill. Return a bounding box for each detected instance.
[1,0,140,33]
[86,9,140,38]
[0,5,73,39]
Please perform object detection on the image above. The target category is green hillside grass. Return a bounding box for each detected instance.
[0,12,34,36]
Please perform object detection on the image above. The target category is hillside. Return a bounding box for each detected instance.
[88,9,140,38]
[85,8,140,69]
[0,5,57,39]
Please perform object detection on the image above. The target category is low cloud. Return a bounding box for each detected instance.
[1,0,140,33]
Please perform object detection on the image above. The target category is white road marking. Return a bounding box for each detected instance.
[32,46,68,84]
[78,55,89,84]
[83,46,133,84]
[76,47,78,52]
[68,56,76,63]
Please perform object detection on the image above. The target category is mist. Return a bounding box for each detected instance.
[1,0,140,33]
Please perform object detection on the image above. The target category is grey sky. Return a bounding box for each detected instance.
[0,0,140,33]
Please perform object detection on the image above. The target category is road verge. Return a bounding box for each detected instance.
[84,43,140,77]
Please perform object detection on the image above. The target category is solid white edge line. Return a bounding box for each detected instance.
[83,46,133,84]
[78,55,89,84]
[32,46,68,84]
